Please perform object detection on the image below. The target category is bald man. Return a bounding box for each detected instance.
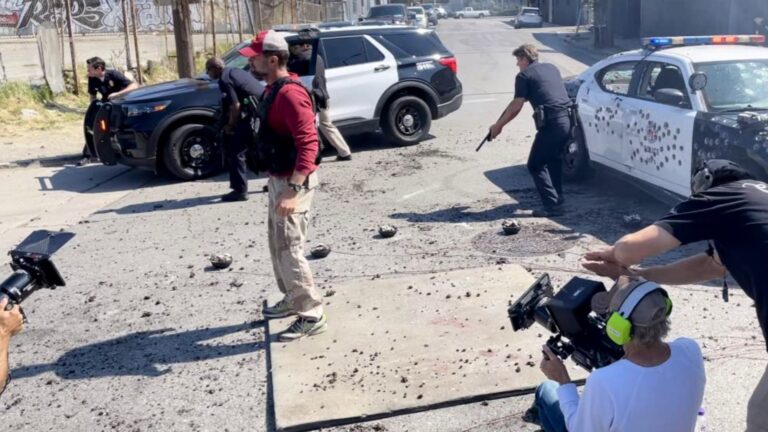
[206,58,265,202]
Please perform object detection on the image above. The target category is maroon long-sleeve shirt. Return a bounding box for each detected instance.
[264,73,319,177]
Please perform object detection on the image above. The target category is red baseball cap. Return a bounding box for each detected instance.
[239,30,289,57]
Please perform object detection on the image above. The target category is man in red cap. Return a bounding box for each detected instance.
[239,30,326,341]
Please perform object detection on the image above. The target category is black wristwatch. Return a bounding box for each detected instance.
[288,183,303,193]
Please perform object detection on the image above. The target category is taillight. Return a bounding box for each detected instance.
[439,56,457,74]
[99,119,108,132]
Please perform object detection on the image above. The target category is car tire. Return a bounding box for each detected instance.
[162,123,223,180]
[383,95,432,146]
[562,126,591,181]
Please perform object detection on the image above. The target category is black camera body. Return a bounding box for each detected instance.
[1,230,74,307]
[508,273,624,371]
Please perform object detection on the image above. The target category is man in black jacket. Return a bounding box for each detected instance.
[289,41,352,161]
[206,57,264,202]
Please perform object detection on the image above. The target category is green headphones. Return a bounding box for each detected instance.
[605,280,673,346]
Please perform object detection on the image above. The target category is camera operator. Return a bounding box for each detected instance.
[0,298,23,397]
[488,44,572,217]
[533,276,705,432]
[582,159,768,431]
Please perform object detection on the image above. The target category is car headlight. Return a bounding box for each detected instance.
[123,100,171,117]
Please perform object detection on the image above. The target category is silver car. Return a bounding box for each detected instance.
[408,7,428,28]
[514,7,543,28]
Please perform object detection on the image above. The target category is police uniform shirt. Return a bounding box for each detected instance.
[218,67,264,116]
[514,61,571,113]
[87,69,133,102]
[654,180,768,349]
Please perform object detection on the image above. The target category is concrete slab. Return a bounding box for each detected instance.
[268,265,587,431]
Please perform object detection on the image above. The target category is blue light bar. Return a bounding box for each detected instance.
[642,35,766,49]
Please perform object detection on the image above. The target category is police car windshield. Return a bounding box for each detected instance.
[223,42,250,71]
[695,60,768,112]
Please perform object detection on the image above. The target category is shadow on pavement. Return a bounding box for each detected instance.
[12,321,265,380]
[34,165,160,194]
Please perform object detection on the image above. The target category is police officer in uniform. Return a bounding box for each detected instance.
[81,56,138,166]
[205,57,264,202]
[488,44,572,217]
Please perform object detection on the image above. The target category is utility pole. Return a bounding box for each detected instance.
[129,0,142,83]
[172,0,195,77]
[121,0,133,70]
[63,0,79,95]
[211,0,217,56]
[235,0,244,42]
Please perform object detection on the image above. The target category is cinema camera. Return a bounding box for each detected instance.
[0,230,74,314]
[508,273,624,371]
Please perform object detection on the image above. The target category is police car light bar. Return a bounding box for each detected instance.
[642,34,766,49]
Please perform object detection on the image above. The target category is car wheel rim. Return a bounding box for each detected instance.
[182,135,214,170]
[396,107,422,136]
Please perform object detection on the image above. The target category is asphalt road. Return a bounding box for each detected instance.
[1,18,763,432]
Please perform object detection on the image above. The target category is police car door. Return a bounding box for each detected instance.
[320,35,398,122]
[578,59,641,172]
[619,60,697,196]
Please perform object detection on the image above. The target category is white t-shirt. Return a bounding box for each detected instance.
[557,338,706,432]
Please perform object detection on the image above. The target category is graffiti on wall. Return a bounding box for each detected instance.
[0,0,203,34]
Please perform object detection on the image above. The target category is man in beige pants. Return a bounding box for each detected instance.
[289,40,352,161]
[240,30,326,341]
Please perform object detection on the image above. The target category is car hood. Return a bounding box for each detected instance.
[117,79,214,102]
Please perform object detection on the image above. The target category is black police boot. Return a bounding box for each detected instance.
[532,204,565,218]
[221,191,248,202]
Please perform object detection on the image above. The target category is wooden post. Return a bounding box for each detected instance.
[129,0,143,83]
[202,0,208,53]
[223,0,232,44]
[63,0,79,95]
[255,0,264,30]
[162,5,169,58]
[211,0,217,56]
[235,0,243,42]
[121,0,133,70]
[172,0,195,77]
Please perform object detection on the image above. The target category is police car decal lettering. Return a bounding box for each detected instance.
[416,61,435,71]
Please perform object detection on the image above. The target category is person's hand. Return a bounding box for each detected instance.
[540,346,571,385]
[582,246,630,278]
[489,123,503,140]
[0,299,23,339]
[107,93,117,100]
[581,260,630,279]
[276,191,299,217]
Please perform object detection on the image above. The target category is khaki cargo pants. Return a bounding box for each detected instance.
[748,364,768,431]
[267,172,323,320]
[318,105,351,158]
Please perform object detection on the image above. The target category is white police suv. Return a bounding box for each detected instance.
[564,34,768,197]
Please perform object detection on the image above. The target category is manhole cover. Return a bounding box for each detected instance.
[471,223,579,257]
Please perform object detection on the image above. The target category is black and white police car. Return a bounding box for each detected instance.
[564,34,768,198]
[276,24,463,146]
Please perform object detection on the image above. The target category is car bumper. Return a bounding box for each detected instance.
[437,92,462,118]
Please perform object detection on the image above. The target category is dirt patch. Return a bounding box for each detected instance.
[471,222,578,257]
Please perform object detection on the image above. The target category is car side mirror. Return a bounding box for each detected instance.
[654,88,686,107]
[688,72,707,91]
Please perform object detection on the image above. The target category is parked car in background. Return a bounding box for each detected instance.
[408,7,428,28]
[435,6,447,18]
[455,7,490,18]
[420,3,439,25]
[360,4,410,25]
[514,7,543,28]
